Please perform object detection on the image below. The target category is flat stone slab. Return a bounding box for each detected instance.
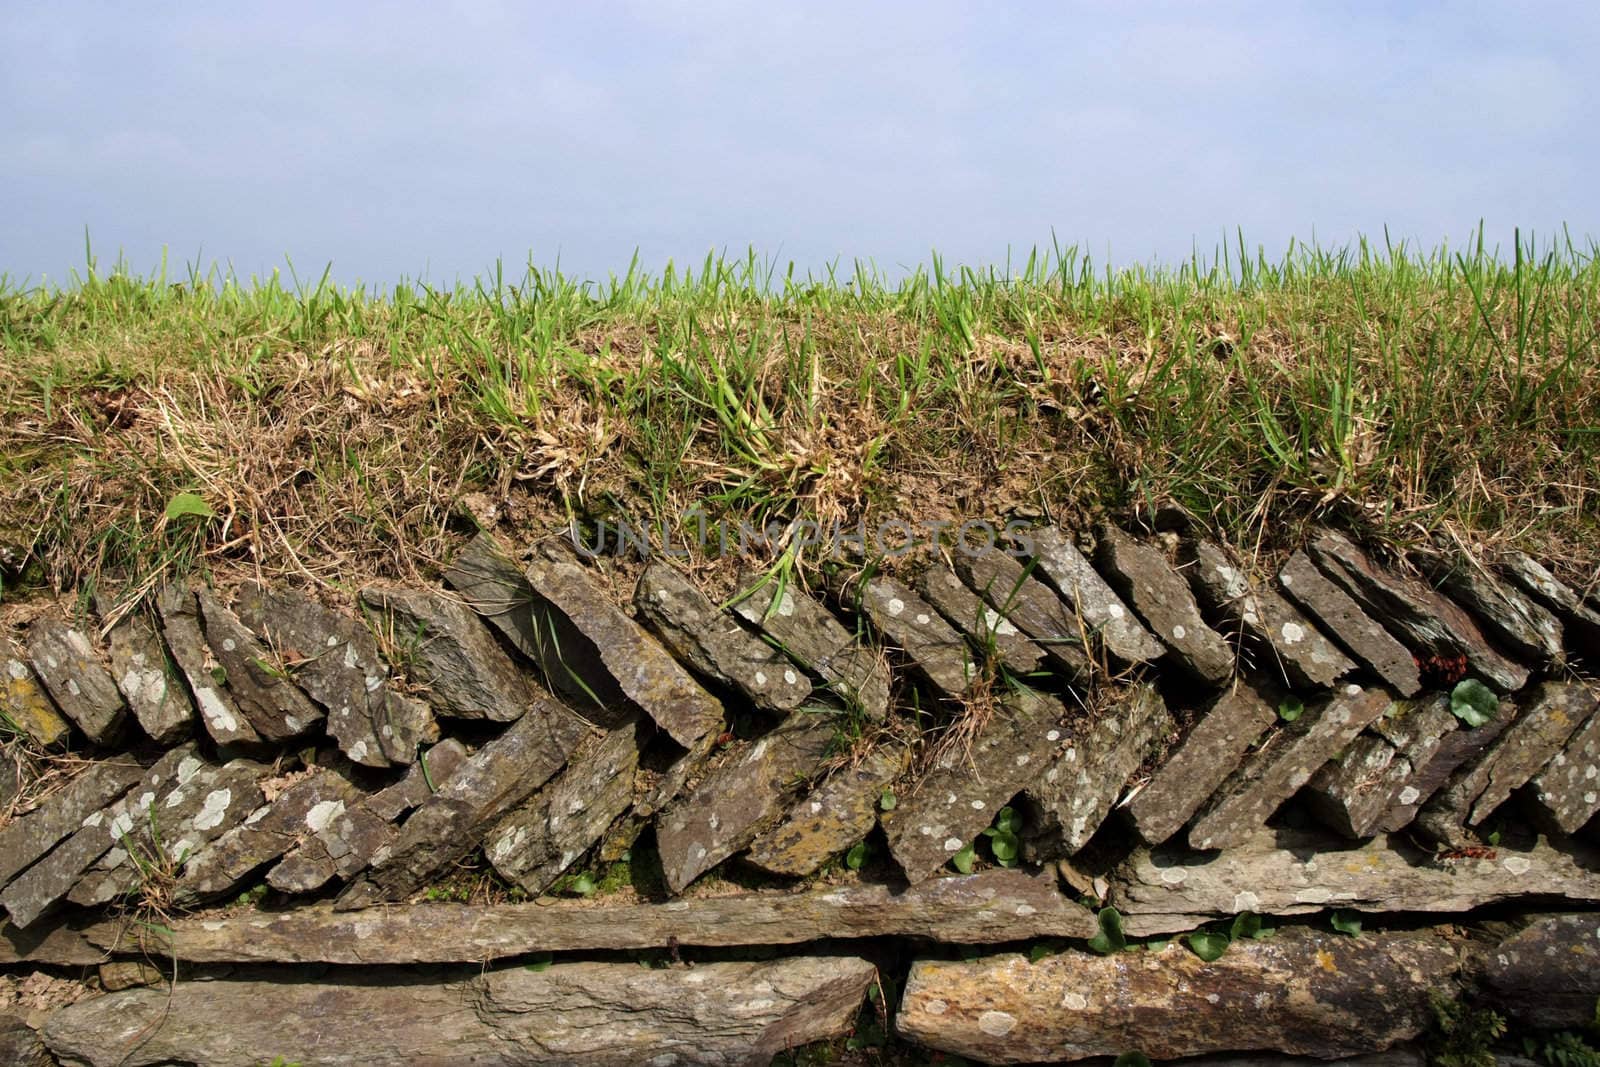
[953,551,1091,678]
[1524,696,1600,834]
[0,757,144,888]
[1378,692,1512,833]
[43,956,877,1067]
[1188,684,1391,851]
[1186,539,1354,688]
[853,574,976,698]
[1110,829,1600,935]
[897,928,1460,1063]
[918,565,1048,675]
[733,580,891,720]
[157,585,260,746]
[1095,525,1234,684]
[25,616,125,743]
[634,562,811,713]
[1027,683,1171,855]
[1308,530,1528,692]
[656,707,837,893]
[1429,556,1564,662]
[2,655,71,747]
[746,742,909,877]
[88,870,1092,962]
[359,583,538,722]
[234,584,416,766]
[1483,913,1600,1029]
[1124,681,1277,846]
[485,717,643,894]
[1025,526,1164,663]
[442,531,543,658]
[526,554,724,746]
[337,698,590,907]
[366,737,470,822]
[1305,694,1459,838]
[98,600,192,744]
[884,687,1067,882]
[1501,550,1600,658]
[1,920,109,966]
[1278,550,1422,695]
[195,590,323,743]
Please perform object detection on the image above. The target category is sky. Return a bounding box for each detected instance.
[4,2,1598,288]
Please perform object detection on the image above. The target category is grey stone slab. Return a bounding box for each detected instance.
[1484,913,1600,1029]
[1188,684,1391,851]
[195,590,323,743]
[1278,550,1423,696]
[98,600,192,744]
[25,616,125,743]
[883,687,1068,883]
[1501,550,1600,658]
[1026,683,1171,855]
[1186,538,1355,688]
[1095,525,1234,684]
[853,574,976,698]
[1308,530,1528,692]
[1025,525,1164,663]
[918,565,1048,675]
[365,737,470,822]
[656,707,838,893]
[0,757,144,888]
[1428,555,1565,662]
[358,582,538,721]
[634,562,812,713]
[442,530,543,659]
[953,551,1092,679]
[1378,693,1511,833]
[2,655,72,747]
[1524,698,1600,834]
[746,743,909,877]
[157,584,261,746]
[1306,695,1459,839]
[1123,681,1278,846]
[733,578,891,721]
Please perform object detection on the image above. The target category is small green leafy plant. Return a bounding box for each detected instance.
[1278,696,1305,722]
[1087,906,1127,955]
[1427,993,1505,1067]
[980,806,1022,867]
[1450,679,1499,727]
[1330,910,1362,937]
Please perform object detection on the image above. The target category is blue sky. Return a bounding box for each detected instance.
[4,2,1597,287]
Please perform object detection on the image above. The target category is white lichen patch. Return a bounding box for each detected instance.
[977,1010,1017,1037]
[305,799,346,834]
[193,789,234,831]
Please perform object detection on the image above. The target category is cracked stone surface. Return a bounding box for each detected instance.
[0,758,144,889]
[1025,526,1164,663]
[1277,551,1422,696]
[98,600,192,745]
[883,687,1068,883]
[1523,696,1600,834]
[897,928,1460,1063]
[1500,550,1600,658]
[733,579,891,721]
[24,617,125,744]
[2,654,72,748]
[746,742,909,877]
[852,574,976,698]
[157,585,260,747]
[1308,529,1528,692]
[634,562,812,713]
[953,551,1091,679]
[1095,525,1233,684]
[1305,694,1459,839]
[1427,555,1565,662]
[196,590,323,743]
[442,531,543,659]
[1483,913,1600,1029]
[365,737,471,822]
[1111,829,1600,935]
[918,565,1048,674]
[1376,695,1512,834]
[43,956,878,1067]
[233,583,419,766]
[1026,683,1171,855]
[1185,539,1354,688]
[655,707,838,893]
[1188,684,1391,851]
[1124,681,1277,846]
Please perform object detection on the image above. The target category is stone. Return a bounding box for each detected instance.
[1026,683,1171,855]
[88,870,1092,962]
[233,584,416,766]
[156,585,260,746]
[1428,556,1564,662]
[1,920,109,966]
[852,574,976,698]
[1524,697,1600,834]
[896,929,1460,1063]
[1185,538,1354,688]
[1305,694,1459,838]
[733,579,891,720]
[1,745,196,927]
[1110,829,1600,935]
[24,616,125,743]
[884,687,1068,883]
[656,707,838,893]
[1483,913,1600,1028]
[442,530,544,659]
[337,698,590,907]
[1025,525,1165,663]
[1278,551,1422,696]
[485,717,643,894]
[0,757,144,888]
[1124,682,1277,846]
[98,601,192,744]
[1188,684,1391,851]
[1500,550,1600,658]
[634,562,812,712]
[43,956,877,1067]
[525,553,725,746]
[1376,695,1512,834]
[1,655,71,747]
[194,590,323,742]
[1414,681,1593,844]
[953,551,1092,678]
[746,743,909,877]
[0,1016,50,1067]
[918,565,1048,675]
[98,960,167,992]
[1308,530,1528,692]
[365,737,471,822]
[1094,524,1234,684]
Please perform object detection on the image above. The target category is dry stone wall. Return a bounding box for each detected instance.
[1,523,1597,1065]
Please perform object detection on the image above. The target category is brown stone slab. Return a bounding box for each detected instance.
[1025,526,1165,663]
[1429,556,1564,662]
[852,574,977,698]
[195,590,323,742]
[918,565,1048,674]
[2,654,71,748]
[97,599,192,744]
[746,743,910,877]
[733,579,891,720]
[25,616,125,743]
[1524,697,1600,834]
[1305,694,1458,839]
[1095,525,1234,684]
[1278,550,1422,695]
[0,757,144,888]
[1501,550,1600,659]
[953,551,1092,678]
[157,585,260,746]
[1484,913,1600,1029]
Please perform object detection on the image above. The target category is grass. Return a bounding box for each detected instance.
[1,230,1597,607]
